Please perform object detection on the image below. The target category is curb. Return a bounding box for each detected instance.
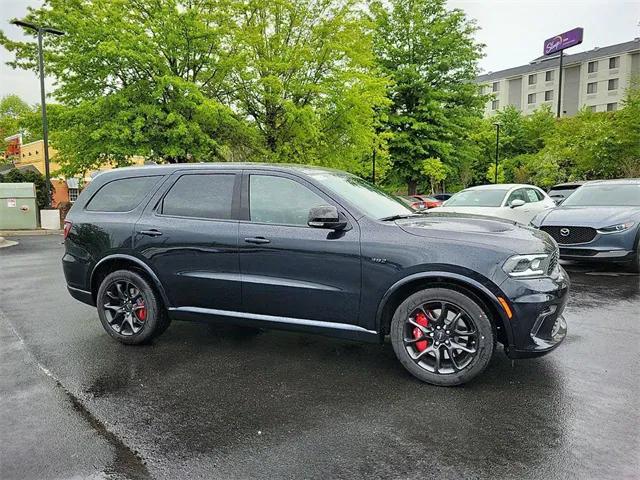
[0,229,63,237]
[0,237,19,249]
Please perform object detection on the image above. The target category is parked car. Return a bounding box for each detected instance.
[547,181,586,205]
[531,179,640,272]
[432,193,452,202]
[398,195,426,210]
[411,195,442,209]
[63,164,569,386]
[433,184,556,224]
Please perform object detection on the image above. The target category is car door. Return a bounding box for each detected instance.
[524,187,554,221]
[133,170,241,311]
[238,171,361,325]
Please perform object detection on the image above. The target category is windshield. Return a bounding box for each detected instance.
[308,171,413,219]
[562,184,640,207]
[445,188,509,207]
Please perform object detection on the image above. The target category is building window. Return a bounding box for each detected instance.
[545,71,553,82]
[588,105,597,112]
[491,99,499,110]
[527,93,536,104]
[68,188,79,202]
[528,74,537,85]
[608,78,619,90]
[587,82,598,94]
[607,102,618,112]
[545,90,553,101]
[609,56,620,69]
[588,61,598,73]
[492,82,499,92]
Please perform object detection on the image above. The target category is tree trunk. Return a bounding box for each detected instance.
[407,179,417,195]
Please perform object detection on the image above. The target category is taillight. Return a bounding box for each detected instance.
[63,221,72,240]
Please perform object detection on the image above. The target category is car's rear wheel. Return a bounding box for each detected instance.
[390,288,495,386]
[96,269,170,344]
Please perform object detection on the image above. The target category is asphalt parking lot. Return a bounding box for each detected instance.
[1,235,638,480]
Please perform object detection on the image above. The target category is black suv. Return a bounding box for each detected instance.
[63,164,569,385]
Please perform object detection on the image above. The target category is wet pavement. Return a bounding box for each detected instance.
[1,235,638,479]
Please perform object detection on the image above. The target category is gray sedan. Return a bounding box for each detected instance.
[531,179,640,272]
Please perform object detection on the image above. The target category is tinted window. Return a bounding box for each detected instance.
[445,189,509,207]
[162,174,235,219]
[86,176,161,212]
[562,184,640,207]
[250,175,326,226]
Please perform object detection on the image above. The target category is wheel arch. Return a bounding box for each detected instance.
[90,254,171,307]
[375,272,513,347]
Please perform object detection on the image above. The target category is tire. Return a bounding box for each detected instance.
[390,288,495,386]
[96,269,170,345]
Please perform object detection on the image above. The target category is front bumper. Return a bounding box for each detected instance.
[499,266,570,359]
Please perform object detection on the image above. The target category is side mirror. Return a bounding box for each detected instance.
[509,199,526,209]
[308,205,347,230]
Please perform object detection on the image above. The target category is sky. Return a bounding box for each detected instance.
[1,0,639,104]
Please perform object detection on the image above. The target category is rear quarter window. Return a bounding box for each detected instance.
[86,176,161,212]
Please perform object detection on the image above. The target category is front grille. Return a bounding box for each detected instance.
[547,249,559,274]
[541,226,597,244]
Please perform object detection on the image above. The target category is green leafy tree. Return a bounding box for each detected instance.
[228,0,389,168]
[1,0,256,174]
[0,95,32,152]
[372,0,485,194]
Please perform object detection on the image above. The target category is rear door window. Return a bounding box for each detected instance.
[161,174,236,220]
[86,176,161,212]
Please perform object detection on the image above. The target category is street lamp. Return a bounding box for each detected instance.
[11,19,64,208]
[493,122,501,184]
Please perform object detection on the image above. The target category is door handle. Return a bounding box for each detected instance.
[244,236,270,244]
[138,229,163,237]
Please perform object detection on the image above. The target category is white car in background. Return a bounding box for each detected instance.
[431,184,556,224]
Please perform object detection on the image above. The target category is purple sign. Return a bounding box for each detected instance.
[543,27,584,55]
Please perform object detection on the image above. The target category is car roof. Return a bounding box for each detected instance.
[582,178,640,185]
[465,183,539,190]
[549,181,586,189]
[92,162,347,180]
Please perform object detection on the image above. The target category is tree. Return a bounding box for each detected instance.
[1,0,388,175]
[0,95,32,151]
[228,0,389,168]
[372,0,485,194]
[1,0,256,173]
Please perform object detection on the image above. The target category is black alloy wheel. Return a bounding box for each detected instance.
[102,279,148,336]
[403,300,479,374]
[390,288,495,386]
[96,269,170,344]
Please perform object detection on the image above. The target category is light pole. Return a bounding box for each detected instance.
[11,19,64,208]
[493,122,501,184]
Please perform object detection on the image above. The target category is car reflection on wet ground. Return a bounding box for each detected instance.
[1,235,638,479]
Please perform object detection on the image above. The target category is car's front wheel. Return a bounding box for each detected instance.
[390,288,495,386]
[96,269,170,344]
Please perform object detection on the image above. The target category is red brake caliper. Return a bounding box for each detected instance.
[136,298,147,321]
[412,311,429,352]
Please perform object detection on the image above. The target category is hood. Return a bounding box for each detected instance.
[396,212,556,254]
[538,206,640,228]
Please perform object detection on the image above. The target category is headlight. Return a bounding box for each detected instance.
[503,253,552,278]
[597,222,634,234]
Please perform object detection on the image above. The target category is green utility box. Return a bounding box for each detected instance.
[0,183,38,229]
